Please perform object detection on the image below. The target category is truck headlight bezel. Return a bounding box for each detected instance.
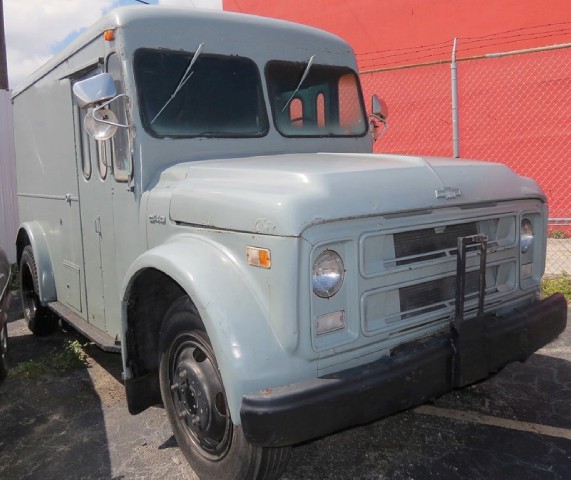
[520,218,534,254]
[312,250,345,298]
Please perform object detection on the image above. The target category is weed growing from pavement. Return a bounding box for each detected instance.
[10,340,88,379]
[542,272,571,300]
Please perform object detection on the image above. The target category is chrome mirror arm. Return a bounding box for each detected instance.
[91,94,131,128]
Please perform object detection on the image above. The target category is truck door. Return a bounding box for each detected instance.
[74,65,116,333]
[73,55,137,340]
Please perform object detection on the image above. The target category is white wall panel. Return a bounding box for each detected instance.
[0,89,18,263]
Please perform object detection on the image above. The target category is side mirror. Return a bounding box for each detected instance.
[371,94,388,121]
[369,94,389,142]
[73,73,117,108]
[73,73,130,141]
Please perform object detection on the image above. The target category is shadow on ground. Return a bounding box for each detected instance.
[0,320,115,479]
[0,314,195,480]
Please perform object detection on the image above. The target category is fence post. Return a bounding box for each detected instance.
[451,37,460,158]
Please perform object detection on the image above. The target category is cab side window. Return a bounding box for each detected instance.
[75,67,102,181]
[107,53,131,182]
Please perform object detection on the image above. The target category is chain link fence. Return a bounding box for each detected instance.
[360,44,571,275]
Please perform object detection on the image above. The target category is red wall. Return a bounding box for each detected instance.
[224,0,571,69]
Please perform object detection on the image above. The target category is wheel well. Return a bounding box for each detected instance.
[16,229,31,265]
[124,268,187,413]
[126,268,186,379]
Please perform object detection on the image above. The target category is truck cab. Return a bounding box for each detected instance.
[12,6,566,480]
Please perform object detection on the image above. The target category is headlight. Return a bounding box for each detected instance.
[520,218,534,254]
[312,250,345,298]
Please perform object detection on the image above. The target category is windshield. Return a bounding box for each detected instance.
[134,48,268,138]
[266,61,367,137]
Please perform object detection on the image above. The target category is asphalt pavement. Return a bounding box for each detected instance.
[0,300,569,480]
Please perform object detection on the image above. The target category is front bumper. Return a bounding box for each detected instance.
[240,293,567,447]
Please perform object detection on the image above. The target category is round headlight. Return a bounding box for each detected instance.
[312,250,345,298]
[520,218,534,254]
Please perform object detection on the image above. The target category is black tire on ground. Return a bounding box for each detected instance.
[158,296,291,480]
[0,323,8,381]
[20,246,58,336]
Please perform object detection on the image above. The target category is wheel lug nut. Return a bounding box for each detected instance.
[178,370,188,380]
[171,383,180,391]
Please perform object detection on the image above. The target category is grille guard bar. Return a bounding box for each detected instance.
[452,234,489,387]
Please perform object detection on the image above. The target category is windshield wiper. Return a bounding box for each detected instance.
[151,42,205,124]
[281,54,316,112]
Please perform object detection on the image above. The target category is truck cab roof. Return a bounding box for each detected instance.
[13,5,357,97]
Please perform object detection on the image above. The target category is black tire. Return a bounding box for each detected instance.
[0,323,8,381]
[158,296,291,480]
[20,246,58,336]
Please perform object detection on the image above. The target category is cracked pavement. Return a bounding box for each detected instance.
[0,306,569,480]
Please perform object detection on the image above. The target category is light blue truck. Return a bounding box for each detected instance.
[12,6,567,480]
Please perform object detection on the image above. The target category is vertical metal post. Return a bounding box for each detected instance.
[451,37,460,158]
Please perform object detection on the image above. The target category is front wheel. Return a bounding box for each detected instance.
[158,297,291,480]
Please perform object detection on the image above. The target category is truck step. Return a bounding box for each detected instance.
[48,302,121,353]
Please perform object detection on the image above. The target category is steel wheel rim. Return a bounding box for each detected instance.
[21,264,38,322]
[168,332,232,460]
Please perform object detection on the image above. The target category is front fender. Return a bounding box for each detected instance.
[17,222,56,303]
[121,234,312,424]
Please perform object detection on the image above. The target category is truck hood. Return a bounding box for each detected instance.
[163,153,544,236]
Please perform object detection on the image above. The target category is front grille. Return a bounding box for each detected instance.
[311,208,526,365]
[399,270,481,319]
[358,214,518,337]
[394,222,477,265]
[399,270,480,320]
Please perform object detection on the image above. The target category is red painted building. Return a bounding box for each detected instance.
[223,0,571,67]
[224,0,571,230]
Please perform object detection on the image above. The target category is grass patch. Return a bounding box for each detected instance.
[549,229,568,239]
[541,272,571,300]
[10,340,88,379]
